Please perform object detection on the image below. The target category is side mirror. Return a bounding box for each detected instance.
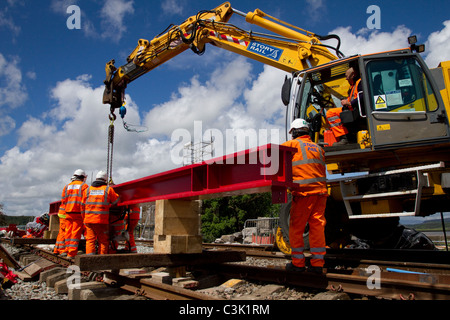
[281,75,292,106]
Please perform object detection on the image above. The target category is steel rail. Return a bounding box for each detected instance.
[103,271,222,300]
[202,242,276,252]
[34,248,74,267]
[195,263,450,300]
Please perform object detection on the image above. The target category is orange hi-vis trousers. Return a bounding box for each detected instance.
[85,223,109,255]
[53,218,67,254]
[290,194,327,268]
[65,213,84,258]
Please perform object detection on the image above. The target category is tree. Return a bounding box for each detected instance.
[200,193,280,242]
[0,203,6,226]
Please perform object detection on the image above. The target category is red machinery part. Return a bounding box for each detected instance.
[49,144,295,213]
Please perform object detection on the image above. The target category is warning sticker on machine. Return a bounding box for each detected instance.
[376,124,391,131]
[374,95,387,110]
[247,41,283,61]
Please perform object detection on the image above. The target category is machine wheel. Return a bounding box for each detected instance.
[276,193,309,254]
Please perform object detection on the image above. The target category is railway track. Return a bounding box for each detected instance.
[2,238,450,300]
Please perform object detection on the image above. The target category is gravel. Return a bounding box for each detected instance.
[2,280,68,300]
[0,243,344,301]
[0,243,67,300]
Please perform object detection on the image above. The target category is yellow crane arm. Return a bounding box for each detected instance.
[103,2,340,111]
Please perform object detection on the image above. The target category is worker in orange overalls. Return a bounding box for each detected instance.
[282,119,328,274]
[82,171,120,255]
[124,205,141,253]
[54,175,76,255]
[61,169,89,259]
[53,197,68,255]
[326,67,362,145]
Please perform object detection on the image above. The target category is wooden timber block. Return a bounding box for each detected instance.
[150,272,172,284]
[43,230,59,239]
[75,251,246,271]
[167,266,186,278]
[154,199,200,236]
[15,270,33,282]
[23,258,57,278]
[153,235,202,254]
[48,231,59,239]
[49,214,60,232]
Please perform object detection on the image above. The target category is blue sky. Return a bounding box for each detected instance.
[1,0,450,218]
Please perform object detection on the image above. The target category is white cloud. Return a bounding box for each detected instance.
[0,116,15,137]
[17,118,56,147]
[51,0,134,41]
[244,65,288,127]
[0,76,147,216]
[0,2,21,36]
[329,21,450,69]
[424,20,450,68]
[0,53,27,109]
[50,0,78,14]
[161,0,184,16]
[306,0,325,20]
[100,0,134,40]
[0,55,291,216]
[143,57,253,137]
[26,71,36,80]
[0,52,27,136]
[330,25,411,56]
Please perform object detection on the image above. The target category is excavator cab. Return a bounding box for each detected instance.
[283,50,450,174]
[278,50,450,250]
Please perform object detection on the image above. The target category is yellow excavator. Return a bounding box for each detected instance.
[103,2,450,253]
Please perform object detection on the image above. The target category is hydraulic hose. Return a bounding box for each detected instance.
[316,33,344,58]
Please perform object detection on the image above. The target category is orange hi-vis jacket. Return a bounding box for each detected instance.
[61,180,89,213]
[346,79,361,110]
[83,185,120,224]
[282,135,327,196]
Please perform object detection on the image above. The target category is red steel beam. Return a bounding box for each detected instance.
[49,144,295,214]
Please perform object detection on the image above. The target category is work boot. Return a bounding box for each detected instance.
[285,262,306,272]
[333,135,348,146]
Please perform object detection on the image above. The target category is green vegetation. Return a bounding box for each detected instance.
[0,202,35,227]
[200,193,280,243]
[404,218,450,232]
[1,215,35,227]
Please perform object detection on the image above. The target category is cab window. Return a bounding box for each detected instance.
[298,63,352,120]
[367,57,439,112]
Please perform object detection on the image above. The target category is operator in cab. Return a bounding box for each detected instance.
[326,67,362,145]
[282,119,328,274]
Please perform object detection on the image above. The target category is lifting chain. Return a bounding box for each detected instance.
[107,111,116,186]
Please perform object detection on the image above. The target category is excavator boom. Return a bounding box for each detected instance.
[103,2,341,111]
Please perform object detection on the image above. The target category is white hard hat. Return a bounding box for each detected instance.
[73,169,87,177]
[96,170,108,181]
[289,118,309,134]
